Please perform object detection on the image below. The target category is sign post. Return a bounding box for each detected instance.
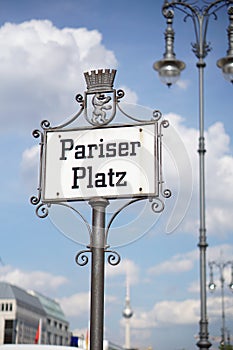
[31,69,171,350]
[89,198,109,350]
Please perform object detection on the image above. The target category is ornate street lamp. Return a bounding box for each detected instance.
[208,260,233,348]
[154,1,233,350]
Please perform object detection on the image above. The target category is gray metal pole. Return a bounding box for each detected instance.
[220,267,226,348]
[89,197,109,350]
[197,55,210,350]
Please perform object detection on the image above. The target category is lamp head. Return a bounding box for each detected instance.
[217,56,233,83]
[217,6,233,83]
[153,58,185,87]
[229,282,233,290]
[154,5,185,87]
[208,282,216,292]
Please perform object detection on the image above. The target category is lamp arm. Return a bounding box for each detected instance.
[162,0,233,60]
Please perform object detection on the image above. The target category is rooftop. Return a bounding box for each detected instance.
[0,282,45,316]
[0,282,67,323]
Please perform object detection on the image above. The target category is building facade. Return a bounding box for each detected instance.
[0,282,70,345]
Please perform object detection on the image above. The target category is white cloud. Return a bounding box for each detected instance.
[0,19,117,133]
[153,299,199,325]
[205,123,233,203]
[58,292,90,317]
[163,114,233,236]
[106,259,140,285]
[176,79,189,89]
[148,244,233,283]
[20,145,39,191]
[207,244,233,261]
[122,298,200,330]
[148,256,194,276]
[118,86,138,104]
[58,292,117,325]
[0,265,68,293]
[21,145,39,168]
[208,295,233,320]
[148,250,197,276]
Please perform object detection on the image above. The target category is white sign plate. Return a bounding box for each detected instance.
[42,122,158,202]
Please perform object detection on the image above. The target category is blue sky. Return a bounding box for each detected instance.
[0,1,233,349]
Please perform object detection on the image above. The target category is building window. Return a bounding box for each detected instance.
[59,335,63,345]
[1,303,13,312]
[59,323,62,330]
[47,332,51,344]
[47,318,51,325]
[54,321,57,328]
[4,320,14,344]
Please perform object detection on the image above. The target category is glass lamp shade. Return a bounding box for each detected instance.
[217,55,233,83]
[208,282,216,291]
[153,58,186,87]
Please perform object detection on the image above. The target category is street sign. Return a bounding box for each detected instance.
[31,69,170,350]
[42,122,158,202]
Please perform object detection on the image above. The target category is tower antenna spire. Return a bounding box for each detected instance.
[122,265,133,350]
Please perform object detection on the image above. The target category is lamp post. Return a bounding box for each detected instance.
[208,260,233,348]
[154,1,233,350]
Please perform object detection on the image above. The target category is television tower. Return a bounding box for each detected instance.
[122,274,133,349]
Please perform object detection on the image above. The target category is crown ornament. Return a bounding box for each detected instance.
[84,69,116,92]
